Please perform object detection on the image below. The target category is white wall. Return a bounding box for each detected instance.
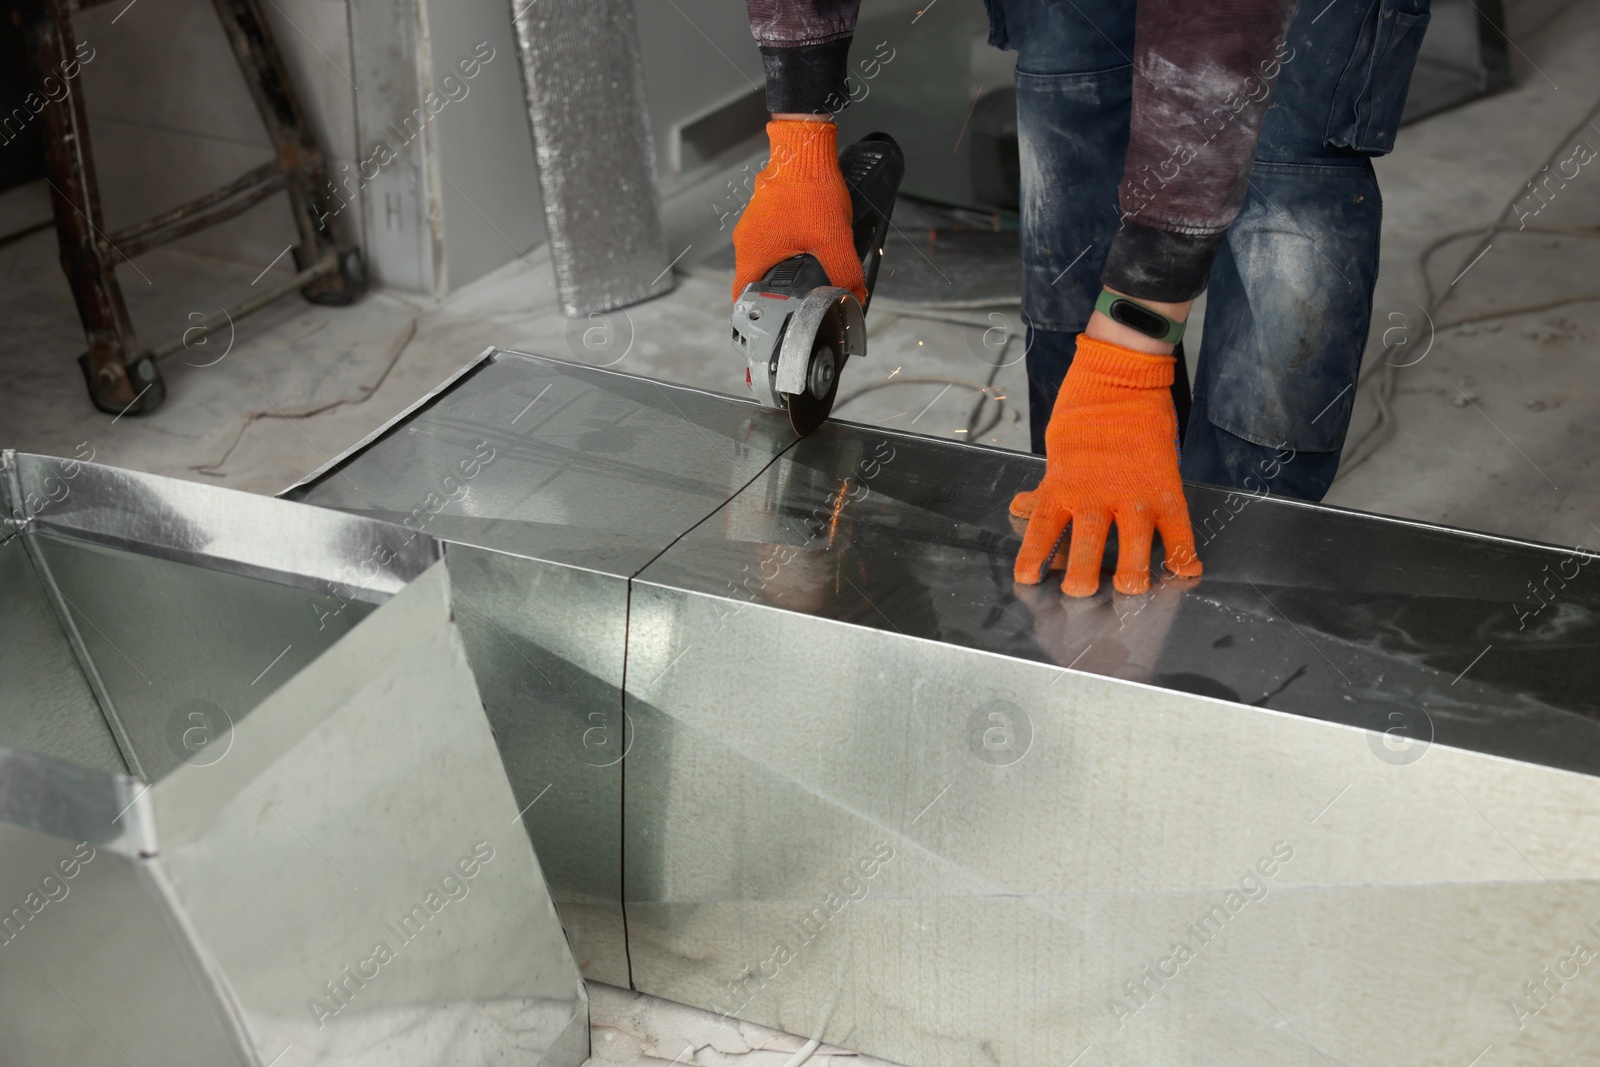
[70,0,543,295]
[634,0,766,195]
[76,0,359,271]
[64,0,840,292]
[423,0,543,291]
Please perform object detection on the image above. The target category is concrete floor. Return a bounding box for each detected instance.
[3,1,1599,1063]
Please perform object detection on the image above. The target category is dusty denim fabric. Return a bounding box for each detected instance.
[1007,0,1429,502]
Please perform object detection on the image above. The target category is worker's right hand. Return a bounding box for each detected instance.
[731,120,866,305]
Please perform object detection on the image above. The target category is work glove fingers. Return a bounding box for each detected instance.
[1112,508,1157,595]
[1009,488,1038,519]
[730,220,866,305]
[1062,509,1112,598]
[812,243,868,305]
[1014,497,1072,585]
[1156,503,1203,579]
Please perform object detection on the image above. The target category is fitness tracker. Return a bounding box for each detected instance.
[1094,289,1187,345]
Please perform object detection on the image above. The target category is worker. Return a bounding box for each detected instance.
[733,0,1430,597]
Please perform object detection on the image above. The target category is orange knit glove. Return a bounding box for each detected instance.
[731,120,866,304]
[1012,335,1202,597]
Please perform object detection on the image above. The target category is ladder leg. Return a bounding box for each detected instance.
[209,0,367,305]
[26,0,166,415]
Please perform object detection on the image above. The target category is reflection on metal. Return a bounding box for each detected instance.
[285,350,793,984]
[0,452,586,1067]
[290,351,1600,1067]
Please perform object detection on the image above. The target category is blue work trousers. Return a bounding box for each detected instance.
[988,0,1431,500]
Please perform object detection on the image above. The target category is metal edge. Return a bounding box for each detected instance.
[0,743,156,853]
[136,860,263,1066]
[491,348,770,410]
[276,347,1598,565]
[626,579,1600,786]
[23,522,430,607]
[278,345,501,499]
[1,452,23,549]
[1177,479,1600,562]
[12,454,442,601]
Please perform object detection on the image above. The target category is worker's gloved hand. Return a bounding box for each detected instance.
[731,120,866,304]
[1012,335,1202,597]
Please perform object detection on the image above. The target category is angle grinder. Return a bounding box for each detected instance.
[730,132,905,436]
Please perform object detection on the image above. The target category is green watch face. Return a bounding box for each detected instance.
[1108,299,1170,340]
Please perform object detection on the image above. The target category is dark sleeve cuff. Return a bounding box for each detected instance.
[760,39,852,115]
[1101,219,1225,303]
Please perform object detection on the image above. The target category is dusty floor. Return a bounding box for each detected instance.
[3,1,1599,1063]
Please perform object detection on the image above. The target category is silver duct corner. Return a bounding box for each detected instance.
[0,452,588,1067]
[510,0,673,316]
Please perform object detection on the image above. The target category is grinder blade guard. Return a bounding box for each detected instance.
[731,133,905,436]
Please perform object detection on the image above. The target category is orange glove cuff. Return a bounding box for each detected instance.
[762,120,842,185]
[1062,335,1175,393]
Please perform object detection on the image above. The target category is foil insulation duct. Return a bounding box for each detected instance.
[511,0,672,316]
[287,348,1600,1067]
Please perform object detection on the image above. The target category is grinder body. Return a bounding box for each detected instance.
[731,133,905,436]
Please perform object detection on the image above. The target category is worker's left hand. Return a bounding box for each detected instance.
[1012,334,1202,597]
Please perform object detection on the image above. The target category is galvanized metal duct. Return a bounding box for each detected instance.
[0,453,588,1067]
[287,350,1600,1067]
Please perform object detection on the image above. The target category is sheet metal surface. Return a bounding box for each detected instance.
[284,351,799,981]
[0,452,588,1067]
[287,352,1600,1067]
[285,351,792,576]
[649,417,1600,777]
[293,350,1600,778]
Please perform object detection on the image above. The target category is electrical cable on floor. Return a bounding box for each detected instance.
[832,373,1008,440]
[1334,90,1600,480]
[190,316,418,475]
[967,335,1011,439]
[779,1038,822,1067]
[775,969,842,1067]
[837,309,1019,443]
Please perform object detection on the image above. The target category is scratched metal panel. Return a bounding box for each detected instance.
[283,349,802,982]
[619,580,1600,1067]
[285,350,796,577]
[284,354,1600,1066]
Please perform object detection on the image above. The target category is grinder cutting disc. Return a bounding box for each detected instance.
[729,133,905,436]
[785,336,842,436]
